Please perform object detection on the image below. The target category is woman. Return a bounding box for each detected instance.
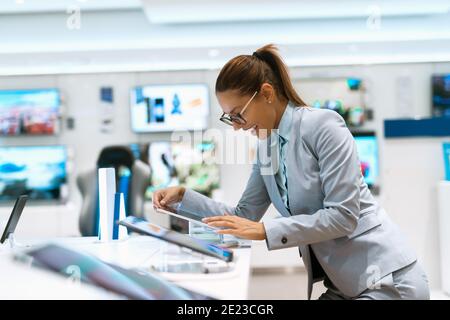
[153,44,430,300]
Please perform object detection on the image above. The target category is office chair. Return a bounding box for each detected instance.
[77,145,151,236]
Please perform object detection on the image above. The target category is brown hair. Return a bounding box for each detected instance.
[215,44,306,107]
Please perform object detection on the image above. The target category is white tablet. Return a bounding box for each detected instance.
[154,206,220,231]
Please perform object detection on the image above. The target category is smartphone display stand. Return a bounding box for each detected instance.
[148,241,233,274]
[188,222,239,248]
[5,233,31,250]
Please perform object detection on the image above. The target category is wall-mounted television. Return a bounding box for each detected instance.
[432,74,450,117]
[130,84,209,132]
[352,131,378,188]
[0,88,61,136]
[0,145,67,202]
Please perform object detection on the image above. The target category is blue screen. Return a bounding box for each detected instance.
[354,135,378,186]
[432,75,450,117]
[0,145,67,201]
[0,88,60,136]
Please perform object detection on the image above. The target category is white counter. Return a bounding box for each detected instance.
[0,235,252,300]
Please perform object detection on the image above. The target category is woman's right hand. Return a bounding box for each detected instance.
[152,186,186,210]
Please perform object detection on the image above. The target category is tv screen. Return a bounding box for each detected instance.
[0,88,61,136]
[432,75,450,117]
[130,84,209,132]
[353,132,378,188]
[0,145,67,202]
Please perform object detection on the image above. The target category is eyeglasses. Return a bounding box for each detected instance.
[219,91,258,126]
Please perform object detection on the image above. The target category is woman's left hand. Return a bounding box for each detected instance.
[202,214,267,240]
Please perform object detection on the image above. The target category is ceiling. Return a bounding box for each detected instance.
[0,0,141,14]
[1,0,449,22]
[0,0,449,75]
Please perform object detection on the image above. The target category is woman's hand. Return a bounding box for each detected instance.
[202,214,267,240]
[152,186,186,210]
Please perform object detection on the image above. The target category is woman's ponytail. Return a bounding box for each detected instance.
[216,44,306,107]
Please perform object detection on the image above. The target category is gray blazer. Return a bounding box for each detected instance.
[178,106,417,299]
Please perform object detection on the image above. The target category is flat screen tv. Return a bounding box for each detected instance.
[130,84,209,132]
[352,131,378,188]
[432,75,450,117]
[0,88,61,136]
[0,145,67,202]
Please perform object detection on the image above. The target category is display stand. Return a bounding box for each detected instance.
[188,222,239,248]
[149,241,231,274]
[0,232,29,252]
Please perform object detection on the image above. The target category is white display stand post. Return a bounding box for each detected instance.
[98,168,116,242]
[438,181,450,296]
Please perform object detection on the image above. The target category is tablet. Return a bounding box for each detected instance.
[118,216,233,262]
[1,195,28,244]
[154,206,220,231]
[16,243,214,300]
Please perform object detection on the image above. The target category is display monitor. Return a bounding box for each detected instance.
[0,88,61,136]
[130,84,209,132]
[0,145,67,202]
[432,74,450,117]
[352,132,378,188]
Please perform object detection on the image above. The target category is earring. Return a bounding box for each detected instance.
[268,100,272,104]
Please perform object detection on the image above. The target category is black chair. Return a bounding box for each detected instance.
[77,146,151,236]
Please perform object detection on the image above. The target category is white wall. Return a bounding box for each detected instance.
[1,60,450,289]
